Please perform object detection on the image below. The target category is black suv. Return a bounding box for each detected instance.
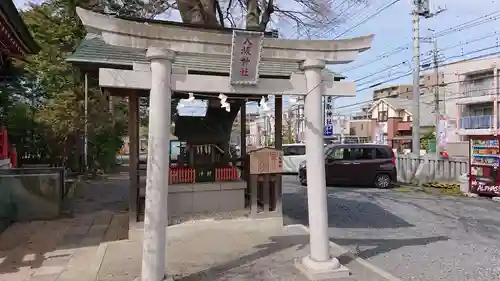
[298,144,397,188]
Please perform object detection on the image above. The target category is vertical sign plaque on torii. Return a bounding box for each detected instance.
[229,30,264,85]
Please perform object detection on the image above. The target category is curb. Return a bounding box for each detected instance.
[288,224,402,281]
[422,182,459,189]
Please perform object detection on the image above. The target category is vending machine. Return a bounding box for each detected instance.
[469,136,500,196]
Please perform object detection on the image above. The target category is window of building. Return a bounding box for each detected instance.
[378,111,388,122]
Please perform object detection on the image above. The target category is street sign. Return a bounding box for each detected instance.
[324,125,333,136]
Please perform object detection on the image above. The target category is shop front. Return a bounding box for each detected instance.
[469,135,500,196]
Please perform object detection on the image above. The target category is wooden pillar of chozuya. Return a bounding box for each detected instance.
[247,147,283,217]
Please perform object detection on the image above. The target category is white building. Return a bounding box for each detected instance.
[420,56,499,156]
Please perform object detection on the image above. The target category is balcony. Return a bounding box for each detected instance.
[460,115,493,129]
[396,121,411,131]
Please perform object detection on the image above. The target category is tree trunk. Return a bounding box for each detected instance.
[246,0,261,30]
[174,0,255,164]
[176,0,219,27]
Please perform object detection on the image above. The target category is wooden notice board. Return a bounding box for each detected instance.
[248,147,283,174]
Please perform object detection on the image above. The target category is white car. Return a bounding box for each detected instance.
[282,144,306,174]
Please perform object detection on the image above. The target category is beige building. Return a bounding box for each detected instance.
[349,119,372,138]
[373,84,413,100]
[417,56,500,157]
[349,84,414,140]
[420,56,499,149]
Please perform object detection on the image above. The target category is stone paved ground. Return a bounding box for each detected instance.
[98,222,397,281]
[5,173,500,281]
[282,176,500,281]
[0,178,129,281]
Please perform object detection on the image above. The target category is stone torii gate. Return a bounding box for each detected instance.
[76,7,373,281]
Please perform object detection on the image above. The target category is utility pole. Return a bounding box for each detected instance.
[411,1,424,154]
[411,0,444,154]
[433,38,440,178]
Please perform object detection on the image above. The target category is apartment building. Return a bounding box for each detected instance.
[373,84,413,100]
[420,56,499,146]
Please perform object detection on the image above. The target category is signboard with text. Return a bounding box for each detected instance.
[471,179,500,196]
[324,125,333,136]
[249,147,283,174]
[324,96,334,132]
[229,30,264,85]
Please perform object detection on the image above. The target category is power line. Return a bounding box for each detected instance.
[435,30,500,54]
[342,44,410,72]
[340,9,500,72]
[335,72,500,112]
[314,0,370,39]
[355,43,500,90]
[432,10,500,37]
[289,0,357,39]
[334,0,401,39]
[355,61,409,82]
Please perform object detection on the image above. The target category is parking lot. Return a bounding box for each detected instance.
[282,175,500,281]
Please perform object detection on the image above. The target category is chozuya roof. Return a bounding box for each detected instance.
[0,0,39,55]
[73,7,374,64]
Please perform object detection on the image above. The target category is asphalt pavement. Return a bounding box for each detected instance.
[281,175,500,281]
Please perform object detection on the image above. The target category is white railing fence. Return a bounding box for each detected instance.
[396,154,468,185]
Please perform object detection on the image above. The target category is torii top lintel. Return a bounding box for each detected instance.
[76,8,374,65]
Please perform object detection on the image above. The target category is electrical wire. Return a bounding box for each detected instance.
[356,44,500,91]
[434,30,500,54]
[340,9,500,72]
[432,10,500,38]
[174,44,500,114]
[420,30,500,65]
[334,72,500,112]
[334,0,401,39]
[313,0,369,39]
[289,0,356,39]
[355,61,409,82]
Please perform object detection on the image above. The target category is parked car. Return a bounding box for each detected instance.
[298,143,396,188]
[282,143,306,174]
[282,143,329,174]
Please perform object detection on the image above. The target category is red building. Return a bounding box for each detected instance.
[0,0,39,78]
[367,97,434,150]
[0,0,38,166]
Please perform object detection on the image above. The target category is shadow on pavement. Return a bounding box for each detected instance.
[283,192,414,228]
[174,233,449,280]
[333,236,449,260]
[176,234,309,281]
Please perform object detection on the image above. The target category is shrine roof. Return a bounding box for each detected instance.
[0,0,39,55]
[67,35,345,79]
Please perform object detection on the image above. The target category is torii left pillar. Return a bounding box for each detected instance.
[142,47,175,281]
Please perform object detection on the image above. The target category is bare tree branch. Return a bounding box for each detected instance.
[122,0,371,38]
[214,0,225,27]
[259,0,273,31]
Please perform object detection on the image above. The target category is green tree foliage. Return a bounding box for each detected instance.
[0,0,126,171]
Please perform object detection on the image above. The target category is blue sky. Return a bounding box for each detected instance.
[14,0,500,116]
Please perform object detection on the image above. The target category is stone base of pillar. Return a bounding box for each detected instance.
[295,255,349,280]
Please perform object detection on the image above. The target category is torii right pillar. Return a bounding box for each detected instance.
[295,58,350,279]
